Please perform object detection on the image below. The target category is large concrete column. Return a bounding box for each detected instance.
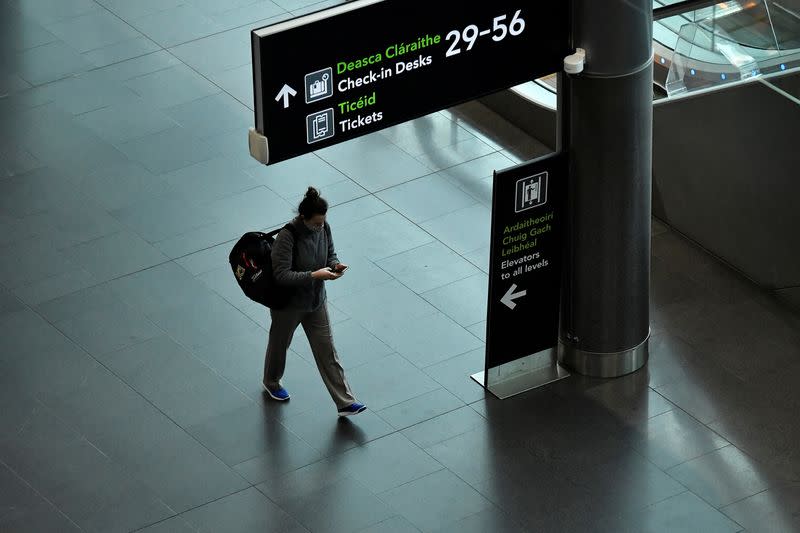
[558,0,653,377]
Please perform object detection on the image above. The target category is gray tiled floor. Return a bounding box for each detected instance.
[2,2,800,532]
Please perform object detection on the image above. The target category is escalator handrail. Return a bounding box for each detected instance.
[654,0,722,20]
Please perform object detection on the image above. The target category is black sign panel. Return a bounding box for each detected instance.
[251,0,569,164]
[485,152,565,370]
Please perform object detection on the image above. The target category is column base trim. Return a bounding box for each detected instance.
[558,332,650,378]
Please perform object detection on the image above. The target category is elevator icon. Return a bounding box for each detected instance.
[515,172,548,213]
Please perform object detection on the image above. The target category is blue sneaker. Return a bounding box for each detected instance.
[337,402,366,417]
[264,385,290,401]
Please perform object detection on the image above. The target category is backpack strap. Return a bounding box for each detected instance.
[283,222,297,236]
[323,221,333,265]
[282,222,298,269]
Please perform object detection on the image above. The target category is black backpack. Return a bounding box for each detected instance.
[229,223,296,309]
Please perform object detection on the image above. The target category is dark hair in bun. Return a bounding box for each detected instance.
[298,186,328,219]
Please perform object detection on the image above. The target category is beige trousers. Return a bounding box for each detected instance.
[264,304,356,409]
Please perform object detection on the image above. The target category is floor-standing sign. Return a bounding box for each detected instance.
[249,0,568,164]
[477,152,568,398]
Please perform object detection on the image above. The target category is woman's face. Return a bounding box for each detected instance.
[304,213,326,231]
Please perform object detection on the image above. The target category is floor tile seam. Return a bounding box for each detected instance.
[143,182,381,254]
[378,396,470,433]
[411,290,485,345]
[660,439,786,499]
[288,0,345,16]
[653,224,763,293]
[18,70,91,90]
[13,16,153,88]
[127,484,257,533]
[348,202,490,323]
[249,483,315,530]
[37,340,252,468]
[3,393,176,522]
[379,132,485,174]
[121,79,226,116]
[87,52,179,83]
[133,7,293,52]
[600,488,745,532]
[407,254,484,295]
[344,443,451,496]
[416,344,485,375]
[133,7,291,71]
[1,260,91,293]
[574,489,688,531]
[270,176,367,204]
[418,269,487,299]
[349,313,469,369]
[636,386,737,454]
[651,376,746,429]
[0,456,87,532]
[195,181,294,208]
[71,103,120,119]
[188,284,269,333]
[57,254,176,288]
[448,506,532,533]
[39,2,108,24]
[357,516,422,533]
[52,225,143,251]
[649,352,742,394]
[699,422,800,483]
[368,258,486,327]
[251,471,396,531]
[29,304,259,493]
[370,464,497,524]
[226,407,340,468]
[647,386,721,427]
[282,189,391,231]
[44,9,156,56]
[302,419,414,463]
[89,45,217,101]
[121,180,272,224]
[717,485,776,515]
[616,447,704,507]
[153,222,262,265]
[377,127,483,163]
[10,36,71,57]
[119,318,274,409]
[371,466,449,499]
[664,481,750,526]
[91,8,194,51]
[75,103,183,145]
[365,148,505,197]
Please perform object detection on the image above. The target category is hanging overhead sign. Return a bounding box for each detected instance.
[250,0,569,164]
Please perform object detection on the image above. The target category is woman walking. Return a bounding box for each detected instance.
[264,187,366,417]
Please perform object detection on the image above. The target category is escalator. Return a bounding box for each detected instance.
[653,0,799,94]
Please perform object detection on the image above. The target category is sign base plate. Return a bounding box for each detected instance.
[471,348,569,399]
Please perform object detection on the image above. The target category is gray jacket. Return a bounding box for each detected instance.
[271,217,339,311]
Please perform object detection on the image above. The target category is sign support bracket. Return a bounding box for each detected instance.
[471,347,568,400]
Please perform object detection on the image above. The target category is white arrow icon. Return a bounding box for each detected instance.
[275,84,297,108]
[500,283,527,310]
